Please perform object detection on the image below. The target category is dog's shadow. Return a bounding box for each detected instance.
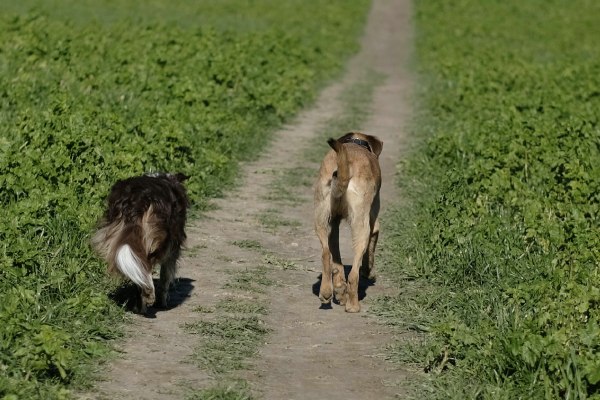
[311,265,375,310]
[109,277,195,318]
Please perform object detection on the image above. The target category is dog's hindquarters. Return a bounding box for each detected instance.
[92,207,170,313]
[115,221,157,313]
[92,173,189,314]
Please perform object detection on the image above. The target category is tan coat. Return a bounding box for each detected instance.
[314,132,383,312]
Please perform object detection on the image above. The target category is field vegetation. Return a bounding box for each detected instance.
[0,1,370,398]
[375,0,600,398]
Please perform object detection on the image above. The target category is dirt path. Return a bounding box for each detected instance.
[86,0,413,399]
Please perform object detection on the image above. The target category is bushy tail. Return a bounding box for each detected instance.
[92,208,163,290]
[114,243,152,290]
[327,138,350,197]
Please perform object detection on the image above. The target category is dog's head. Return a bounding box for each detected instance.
[335,132,383,157]
[170,172,190,183]
[154,172,191,209]
[145,171,189,183]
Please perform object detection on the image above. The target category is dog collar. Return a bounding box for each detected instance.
[345,137,371,152]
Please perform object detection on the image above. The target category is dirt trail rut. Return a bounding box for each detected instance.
[87,0,413,399]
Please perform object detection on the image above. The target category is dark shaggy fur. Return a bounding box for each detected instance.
[92,172,190,314]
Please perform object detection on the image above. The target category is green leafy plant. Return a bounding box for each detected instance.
[0,1,370,397]
[374,0,600,398]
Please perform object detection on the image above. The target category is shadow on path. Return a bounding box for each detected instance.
[108,277,195,318]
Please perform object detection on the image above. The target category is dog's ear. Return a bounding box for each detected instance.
[173,173,190,182]
[327,138,341,152]
[366,136,383,157]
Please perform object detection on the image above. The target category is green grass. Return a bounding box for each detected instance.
[264,167,315,205]
[263,254,301,271]
[185,315,270,375]
[0,0,371,397]
[257,209,302,231]
[215,298,268,316]
[223,266,275,294]
[186,244,208,257]
[185,258,275,396]
[232,240,263,251]
[374,1,600,399]
[186,381,254,400]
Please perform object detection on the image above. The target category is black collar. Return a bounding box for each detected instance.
[345,137,371,152]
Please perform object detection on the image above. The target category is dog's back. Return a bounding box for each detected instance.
[316,132,382,219]
[104,174,188,260]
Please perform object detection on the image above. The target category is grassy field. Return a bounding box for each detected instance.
[375,0,600,398]
[0,1,370,398]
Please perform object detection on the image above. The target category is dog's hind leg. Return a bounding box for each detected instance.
[316,218,334,304]
[329,216,347,305]
[157,248,180,308]
[347,213,371,313]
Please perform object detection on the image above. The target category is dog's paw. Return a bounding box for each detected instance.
[319,281,333,304]
[135,302,148,315]
[360,266,377,282]
[155,293,169,309]
[345,303,361,313]
[142,289,155,307]
[334,284,347,305]
[364,273,377,283]
[319,292,333,304]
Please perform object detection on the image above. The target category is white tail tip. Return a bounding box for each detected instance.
[116,245,151,289]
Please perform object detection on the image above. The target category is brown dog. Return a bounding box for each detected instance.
[314,132,383,312]
[92,172,190,314]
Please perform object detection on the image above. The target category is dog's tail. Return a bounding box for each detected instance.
[92,206,164,290]
[114,242,151,289]
[327,138,350,197]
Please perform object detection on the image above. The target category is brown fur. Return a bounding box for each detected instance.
[92,172,190,314]
[314,132,383,312]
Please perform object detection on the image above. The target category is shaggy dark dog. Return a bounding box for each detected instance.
[92,172,190,314]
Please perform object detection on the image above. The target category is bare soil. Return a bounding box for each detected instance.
[84,0,413,398]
